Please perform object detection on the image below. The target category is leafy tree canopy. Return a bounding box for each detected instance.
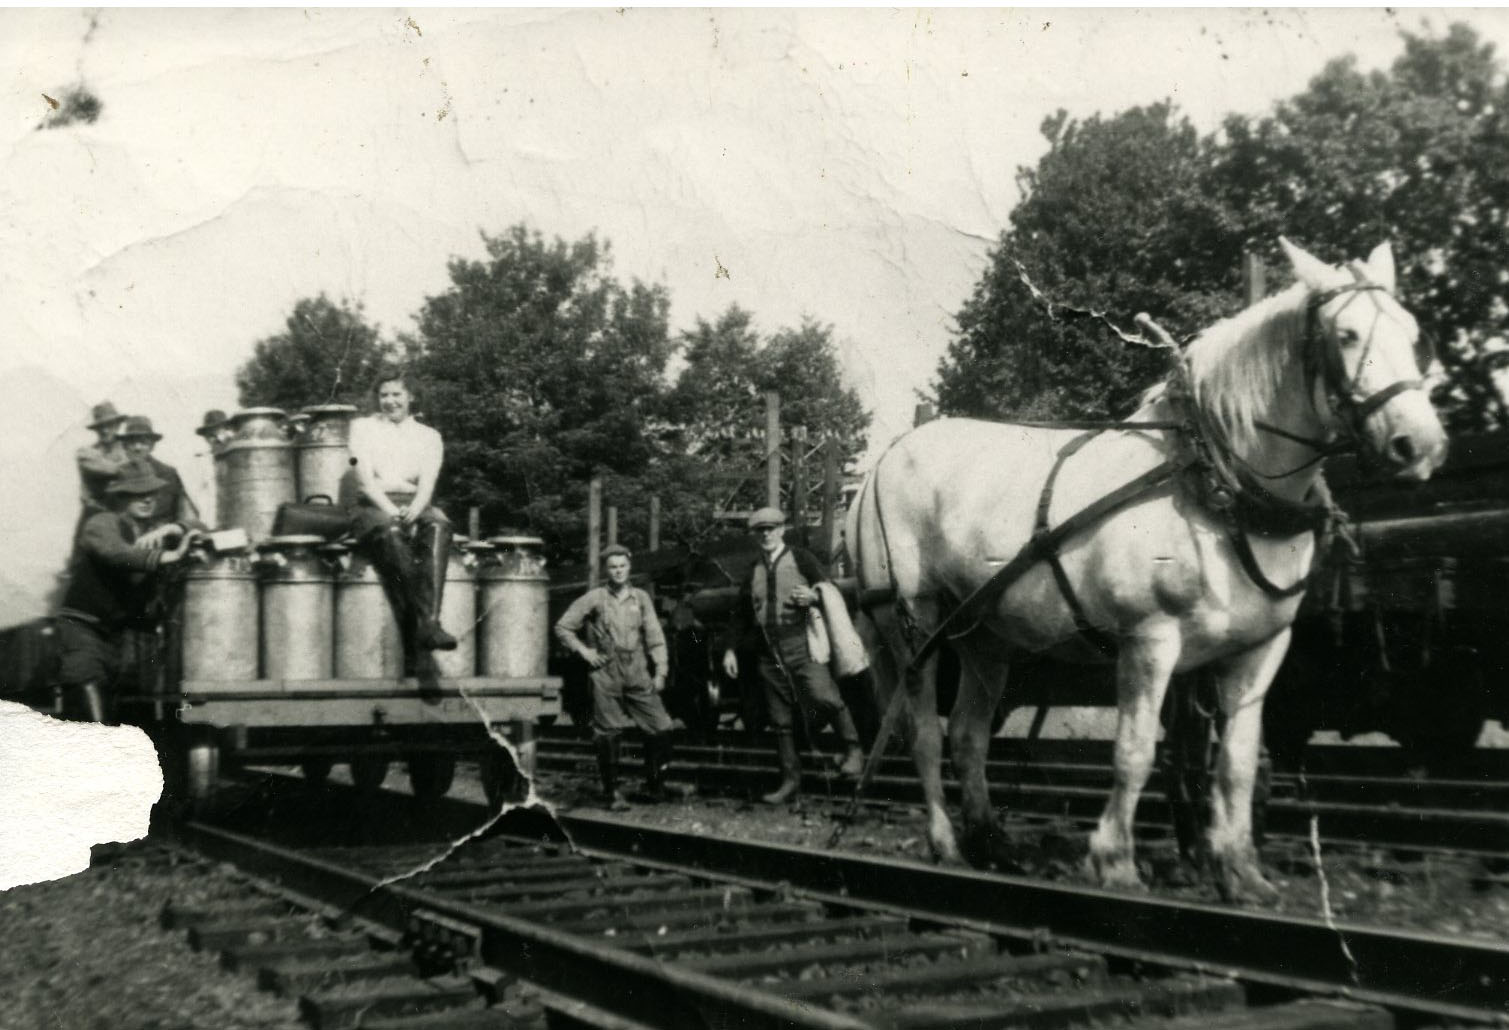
[235,295,396,412]
[936,23,1509,433]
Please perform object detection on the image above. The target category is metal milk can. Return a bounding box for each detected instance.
[217,408,296,542]
[431,539,483,679]
[194,413,233,530]
[180,546,259,684]
[333,547,405,680]
[257,535,335,681]
[291,404,358,506]
[478,535,549,679]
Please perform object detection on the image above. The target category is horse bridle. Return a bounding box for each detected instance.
[1253,281,1426,465]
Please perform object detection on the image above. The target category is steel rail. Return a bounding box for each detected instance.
[555,811,1509,1024]
[173,820,869,1030]
[536,740,1509,856]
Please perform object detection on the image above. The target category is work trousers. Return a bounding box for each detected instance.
[591,646,674,739]
[757,642,847,732]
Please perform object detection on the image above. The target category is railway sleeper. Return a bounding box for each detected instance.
[186,914,337,951]
[1121,998,1395,1030]
[413,860,614,888]
[498,884,755,921]
[873,973,1244,1030]
[259,952,421,996]
[611,914,911,956]
[453,872,692,902]
[559,898,823,936]
[689,931,991,979]
[773,951,1108,1002]
[160,898,298,929]
[220,934,373,972]
[300,973,483,1030]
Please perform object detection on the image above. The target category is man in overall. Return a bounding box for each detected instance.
[555,544,681,809]
[56,459,198,723]
[347,369,457,652]
[722,507,864,804]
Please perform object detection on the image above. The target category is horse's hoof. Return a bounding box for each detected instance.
[1212,856,1281,906]
[960,826,1028,874]
[1086,852,1147,892]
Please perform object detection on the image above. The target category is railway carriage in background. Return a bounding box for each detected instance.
[0,405,560,809]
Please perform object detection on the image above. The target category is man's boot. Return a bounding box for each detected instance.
[833,709,865,779]
[413,521,458,652]
[595,736,631,811]
[761,731,802,805]
[63,681,109,724]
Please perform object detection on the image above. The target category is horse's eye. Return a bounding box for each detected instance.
[1337,328,1360,345]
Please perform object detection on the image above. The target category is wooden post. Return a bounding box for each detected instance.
[468,506,480,542]
[765,390,781,510]
[1243,252,1266,307]
[914,402,936,427]
[587,476,602,587]
[606,505,618,546]
[791,427,807,530]
[819,437,839,565]
[648,496,661,552]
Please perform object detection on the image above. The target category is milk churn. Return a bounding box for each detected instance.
[333,547,405,680]
[478,536,550,678]
[431,538,483,678]
[291,404,358,506]
[257,535,335,681]
[217,408,296,542]
[180,545,259,685]
[194,411,233,531]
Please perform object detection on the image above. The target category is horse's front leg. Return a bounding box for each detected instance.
[948,646,1012,868]
[1088,625,1181,891]
[1208,630,1289,905]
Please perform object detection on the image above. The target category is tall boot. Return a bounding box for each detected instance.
[595,736,631,811]
[366,523,417,648]
[63,681,110,724]
[832,709,865,779]
[642,733,667,802]
[414,521,458,652]
[761,731,802,805]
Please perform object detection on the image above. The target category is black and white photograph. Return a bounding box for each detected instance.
[1,7,1507,1028]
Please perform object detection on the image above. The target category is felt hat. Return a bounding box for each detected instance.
[87,401,126,430]
[117,416,163,441]
[195,410,228,437]
[106,459,167,496]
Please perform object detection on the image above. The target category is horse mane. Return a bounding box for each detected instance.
[1173,283,1311,453]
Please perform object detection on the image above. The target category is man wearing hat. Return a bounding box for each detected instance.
[74,401,130,538]
[55,458,199,723]
[118,415,205,540]
[722,506,865,804]
[555,544,682,809]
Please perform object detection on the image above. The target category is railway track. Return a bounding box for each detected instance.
[533,733,1509,858]
[160,773,1507,1028]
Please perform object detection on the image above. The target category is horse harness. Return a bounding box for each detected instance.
[861,280,1427,672]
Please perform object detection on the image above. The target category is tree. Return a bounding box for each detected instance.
[936,102,1239,421]
[661,305,870,523]
[407,225,674,560]
[936,23,1509,432]
[235,295,395,411]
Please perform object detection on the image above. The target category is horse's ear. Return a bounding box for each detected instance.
[1279,237,1336,291]
[1364,241,1397,293]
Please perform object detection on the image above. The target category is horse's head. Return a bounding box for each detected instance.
[1280,238,1447,481]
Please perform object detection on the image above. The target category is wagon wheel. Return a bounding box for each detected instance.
[349,756,390,792]
[407,754,457,801]
[480,748,526,808]
[300,758,333,787]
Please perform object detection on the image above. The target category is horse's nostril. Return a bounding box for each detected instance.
[1388,434,1417,464]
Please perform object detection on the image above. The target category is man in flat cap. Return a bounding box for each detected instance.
[118,415,205,542]
[555,543,683,809]
[722,506,865,804]
[55,459,198,723]
[74,401,129,540]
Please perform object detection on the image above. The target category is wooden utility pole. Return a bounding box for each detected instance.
[468,506,480,542]
[792,427,808,530]
[1242,252,1267,307]
[765,391,781,510]
[606,505,618,546]
[648,496,661,552]
[818,437,839,564]
[587,476,602,587]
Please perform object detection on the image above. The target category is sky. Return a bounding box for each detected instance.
[3,6,1506,623]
